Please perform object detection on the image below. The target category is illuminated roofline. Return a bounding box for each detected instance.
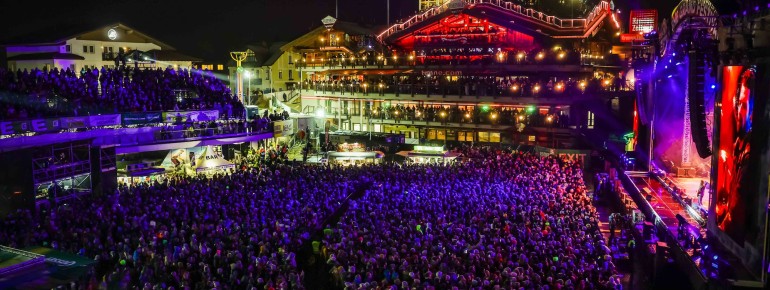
[377,0,612,42]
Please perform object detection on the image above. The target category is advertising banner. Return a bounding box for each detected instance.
[88,114,121,127]
[534,146,590,167]
[162,110,220,123]
[61,116,88,129]
[0,122,18,135]
[122,112,162,125]
[161,146,234,176]
[31,118,61,132]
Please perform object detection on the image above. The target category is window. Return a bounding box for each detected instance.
[255,70,260,78]
[436,130,446,140]
[288,70,293,80]
[108,47,113,52]
[587,111,595,129]
[83,45,88,53]
[458,131,474,142]
[288,55,293,64]
[478,132,489,142]
[89,46,94,53]
[65,45,71,52]
[217,64,224,71]
[427,129,436,140]
[489,132,501,143]
[278,70,283,80]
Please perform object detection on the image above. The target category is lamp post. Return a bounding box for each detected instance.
[315,108,326,154]
[546,115,555,148]
[244,70,252,106]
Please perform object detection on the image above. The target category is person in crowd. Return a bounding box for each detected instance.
[0,145,616,289]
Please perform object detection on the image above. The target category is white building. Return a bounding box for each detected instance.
[2,23,201,73]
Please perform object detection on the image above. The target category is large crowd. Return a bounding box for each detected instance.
[321,149,618,289]
[0,66,243,120]
[366,103,570,128]
[0,148,620,289]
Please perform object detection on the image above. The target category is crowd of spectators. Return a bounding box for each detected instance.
[304,73,627,99]
[0,147,619,289]
[0,164,369,289]
[0,66,243,121]
[299,48,616,70]
[321,149,620,289]
[366,103,570,128]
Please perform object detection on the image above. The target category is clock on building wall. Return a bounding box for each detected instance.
[107,29,118,40]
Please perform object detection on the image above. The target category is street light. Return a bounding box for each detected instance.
[244,70,252,105]
[546,115,555,148]
[315,108,327,151]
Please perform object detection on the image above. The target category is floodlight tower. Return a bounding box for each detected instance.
[230,51,249,102]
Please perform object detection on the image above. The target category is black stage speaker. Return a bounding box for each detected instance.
[91,146,117,196]
[688,50,712,158]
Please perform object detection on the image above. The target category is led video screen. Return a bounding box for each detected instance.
[712,65,770,278]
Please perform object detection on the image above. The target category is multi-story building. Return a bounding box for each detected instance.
[1,23,201,73]
[293,0,634,150]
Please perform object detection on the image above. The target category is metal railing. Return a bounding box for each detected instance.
[378,0,611,41]
[0,245,46,276]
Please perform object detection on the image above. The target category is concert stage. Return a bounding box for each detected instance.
[669,176,710,214]
[621,171,709,288]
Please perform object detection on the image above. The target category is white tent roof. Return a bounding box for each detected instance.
[195,146,235,172]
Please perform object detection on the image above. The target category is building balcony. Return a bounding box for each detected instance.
[297,82,632,105]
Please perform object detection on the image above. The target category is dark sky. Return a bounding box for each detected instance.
[0,0,746,63]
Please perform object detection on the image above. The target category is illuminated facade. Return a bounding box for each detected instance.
[293,1,631,148]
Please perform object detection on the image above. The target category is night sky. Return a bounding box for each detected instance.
[0,0,745,63]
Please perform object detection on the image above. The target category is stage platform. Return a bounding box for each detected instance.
[0,247,94,290]
[668,176,710,214]
[621,171,709,289]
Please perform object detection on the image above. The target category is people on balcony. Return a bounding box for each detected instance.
[0,66,243,121]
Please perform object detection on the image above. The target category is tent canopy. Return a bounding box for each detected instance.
[195,146,235,172]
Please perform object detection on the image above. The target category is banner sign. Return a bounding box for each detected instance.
[620,33,645,43]
[534,146,591,167]
[61,117,88,129]
[337,142,366,152]
[87,114,121,127]
[31,119,61,132]
[122,112,162,125]
[162,110,220,123]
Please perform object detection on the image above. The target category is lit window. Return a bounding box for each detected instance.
[279,70,283,79]
[587,111,595,129]
[217,64,224,70]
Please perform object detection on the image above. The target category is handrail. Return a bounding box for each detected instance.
[377,0,611,41]
[0,245,46,276]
